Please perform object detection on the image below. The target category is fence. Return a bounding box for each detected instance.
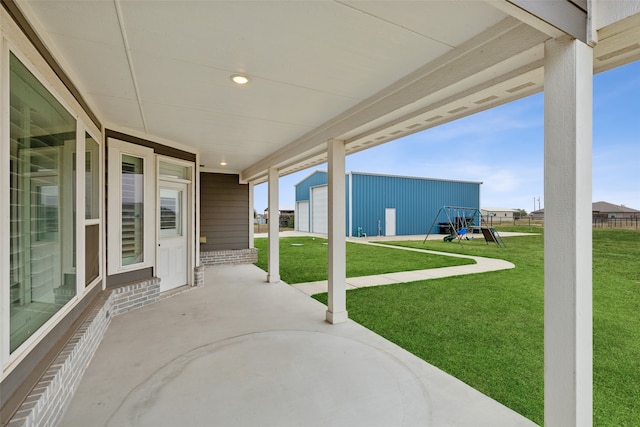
[593,217,640,229]
[481,216,639,229]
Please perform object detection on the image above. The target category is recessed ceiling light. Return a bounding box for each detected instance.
[230,74,249,85]
[220,161,227,166]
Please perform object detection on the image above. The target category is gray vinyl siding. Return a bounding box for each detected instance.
[200,173,249,251]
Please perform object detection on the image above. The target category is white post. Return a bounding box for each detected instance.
[326,139,348,324]
[544,36,593,427]
[248,181,254,248]
[267,167,280,283]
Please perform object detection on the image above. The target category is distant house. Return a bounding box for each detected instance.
[592,201,640,219]
[279,209,295,227]
[481,208,518,221]
[263,208,295,227]
[531,209,545,220]
[530,201,640,220]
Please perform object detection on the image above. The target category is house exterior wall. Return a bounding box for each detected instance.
[0,5,245,423]
[200,173,249,251]
[294,171,481,237]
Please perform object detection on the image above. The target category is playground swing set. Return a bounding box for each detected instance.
[423,206,505,248]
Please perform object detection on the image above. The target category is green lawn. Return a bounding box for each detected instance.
[312,229,640,426]
[253,236,474,284]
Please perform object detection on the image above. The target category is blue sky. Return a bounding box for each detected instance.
[254,60,640,214]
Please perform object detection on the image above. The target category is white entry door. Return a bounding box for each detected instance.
[385,208,396,236]
[311,186,328,234]
[157,181,188,292]
[296,201,309,232]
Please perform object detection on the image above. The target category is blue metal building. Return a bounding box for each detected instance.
[294,170,481,237]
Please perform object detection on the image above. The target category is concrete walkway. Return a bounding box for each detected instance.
[61,264,536,427]
[284,233,518,296]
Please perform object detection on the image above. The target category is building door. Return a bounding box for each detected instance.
[385,208,396,236]
[296,201,309,232]
[157,181,188,292]
[311,185,328,234]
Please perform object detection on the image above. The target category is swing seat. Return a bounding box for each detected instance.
[443,233,456,242]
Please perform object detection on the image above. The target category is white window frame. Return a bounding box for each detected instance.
[1,42,103,374]
[80,126,103,293]
[0,36,9,374]
[107,138,156,275]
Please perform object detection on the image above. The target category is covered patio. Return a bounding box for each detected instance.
[2,1,640,426]
[61,264,534,427]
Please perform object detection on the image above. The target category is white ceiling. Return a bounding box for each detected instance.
[17,1,640,182]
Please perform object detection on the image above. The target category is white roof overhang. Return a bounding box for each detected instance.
[12,1,640,184]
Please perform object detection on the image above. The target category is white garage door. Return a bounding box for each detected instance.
[296,201,309,232]
[311,185,328,234]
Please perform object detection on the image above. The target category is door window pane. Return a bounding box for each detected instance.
[160,189,182,238]
[9,53,76,352]
[85,134,99,220]
[85,224,100,286]
[121,155,144,266]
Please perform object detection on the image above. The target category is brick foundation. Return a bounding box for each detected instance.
[7,278,160,427]
[200,248,257,266]
[194,265,205,287]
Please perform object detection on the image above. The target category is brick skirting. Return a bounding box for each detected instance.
[7,277,160,427]
[200,248,258,266]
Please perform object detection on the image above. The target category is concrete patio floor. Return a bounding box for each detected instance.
[61,264,536,427]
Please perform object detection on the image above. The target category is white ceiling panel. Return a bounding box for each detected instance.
[133,53,361,128]
[20,0,123,47]
[99,96,145,131]
[343,1,506,46]
[120,0,451,98]
[45,34,136,100]
[141,102,310,169]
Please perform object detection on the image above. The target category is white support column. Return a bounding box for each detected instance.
[267,167,280,283]
[248,181,255,248]
[326,139,348,324]
[544,36,593,427]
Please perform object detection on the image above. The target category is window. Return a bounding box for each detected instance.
[85,134,100,220]
[159,162,188,180]
[107,139,155,274]
[9,53,76,352]
[85,133,101,286]
[121,155,145,266]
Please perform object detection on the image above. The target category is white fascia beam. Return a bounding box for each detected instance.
[503,0,588,43]
[267,167,280,283]
[240,17,547,183]
[488,0,566,39]
[326,139,347,324]
[544,35,593,427]
[345,58,543,146]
